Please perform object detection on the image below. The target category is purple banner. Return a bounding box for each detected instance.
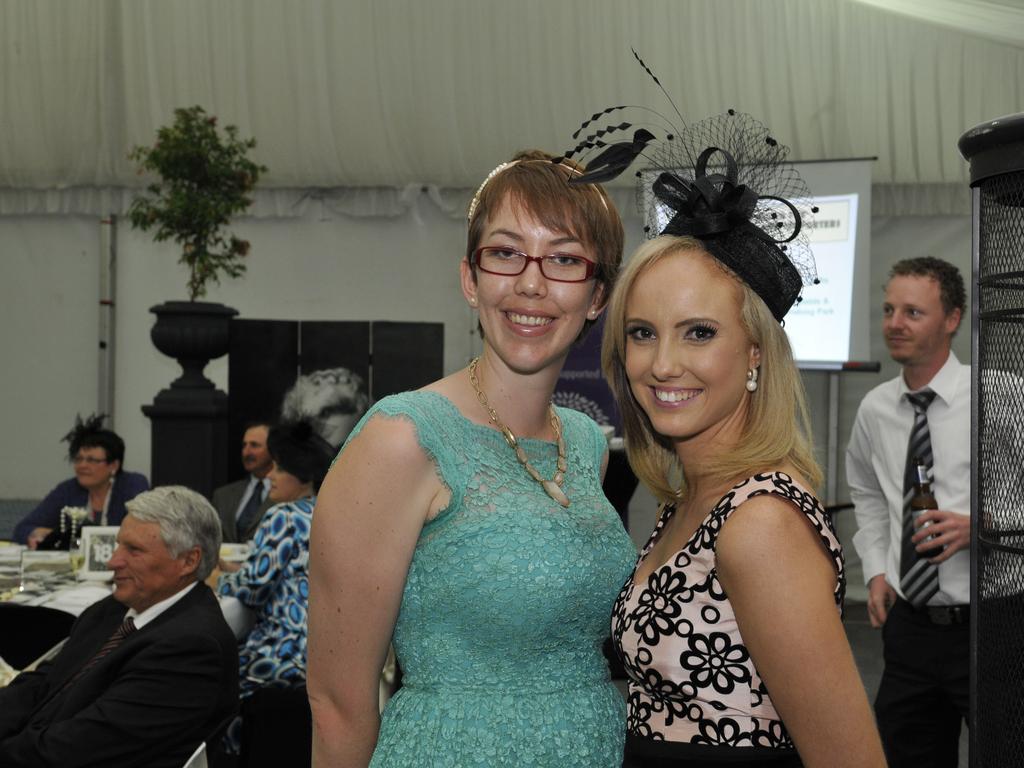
[554,313,621,434]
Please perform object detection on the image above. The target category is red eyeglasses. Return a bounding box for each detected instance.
[471,247,596,283]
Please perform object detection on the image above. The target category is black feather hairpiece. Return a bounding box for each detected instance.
[559,49,820,321]
[285,419,315,443]
[61,413,108,446]
[272,419,334,455]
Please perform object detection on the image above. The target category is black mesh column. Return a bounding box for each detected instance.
[959,113,1024,768]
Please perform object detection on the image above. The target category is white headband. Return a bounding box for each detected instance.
[465,159,607,223]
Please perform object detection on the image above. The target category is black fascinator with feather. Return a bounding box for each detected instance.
[62,413,111,459]
[559,50,819,321]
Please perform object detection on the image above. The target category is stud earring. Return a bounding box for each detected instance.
[746,367,759,392]
[469,297,477,306]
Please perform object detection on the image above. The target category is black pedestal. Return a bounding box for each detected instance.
[142,388,229,498]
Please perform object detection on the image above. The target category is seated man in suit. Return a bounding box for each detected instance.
[0,486,239,768]
[212,422,274,543]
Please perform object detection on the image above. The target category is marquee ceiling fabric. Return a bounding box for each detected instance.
[1,0,1022,216]
[848,0,1024,48]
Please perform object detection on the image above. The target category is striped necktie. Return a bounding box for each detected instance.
[62,615,137,690]
[899,390,939,608]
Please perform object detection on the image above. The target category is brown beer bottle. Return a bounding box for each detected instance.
[910,457,943,559]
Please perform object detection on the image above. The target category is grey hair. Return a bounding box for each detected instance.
[125,486,222,581]
[280,367,370,447]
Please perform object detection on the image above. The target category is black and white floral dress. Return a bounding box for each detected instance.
[613,472,844,767]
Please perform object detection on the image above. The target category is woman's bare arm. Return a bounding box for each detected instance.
[717,495,887,768]
[307,415,446,767]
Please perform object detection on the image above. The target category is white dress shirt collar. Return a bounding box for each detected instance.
[125,581,198,629]
[898,351,964,407]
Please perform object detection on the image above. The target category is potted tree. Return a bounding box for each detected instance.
[131,106,267,494]
[129,105,267,391]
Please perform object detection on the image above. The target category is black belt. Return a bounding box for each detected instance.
[624,734,802,766]
[898,598,969,626]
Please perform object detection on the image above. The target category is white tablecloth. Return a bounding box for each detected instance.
[6,572,254,640]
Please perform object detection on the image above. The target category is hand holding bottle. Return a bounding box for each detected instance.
[911,509,970,563]
[908,456,969,563]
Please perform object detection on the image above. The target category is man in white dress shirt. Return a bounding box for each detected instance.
[846,256,969,767]
[211,422,274,542]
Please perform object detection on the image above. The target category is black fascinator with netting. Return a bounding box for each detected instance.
[267,420,334,490]
[559,50,819,321]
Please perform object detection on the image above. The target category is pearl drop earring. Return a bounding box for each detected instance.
[746,367,759,392]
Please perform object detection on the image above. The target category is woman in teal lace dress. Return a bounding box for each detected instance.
[307,150,636,767]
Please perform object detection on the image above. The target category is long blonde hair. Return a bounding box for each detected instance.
[602,235,821,503]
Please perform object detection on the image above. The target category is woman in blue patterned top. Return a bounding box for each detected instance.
[308,150,637,767]
[217,420,335,749]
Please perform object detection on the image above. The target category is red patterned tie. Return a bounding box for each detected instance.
[62,615,137,690]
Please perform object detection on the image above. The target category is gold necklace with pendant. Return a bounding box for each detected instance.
[468,357,570,507]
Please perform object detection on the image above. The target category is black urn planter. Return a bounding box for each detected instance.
[142,300,239,496]
[149,300,239,391]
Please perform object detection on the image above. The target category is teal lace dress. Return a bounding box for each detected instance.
[346,391,637,767]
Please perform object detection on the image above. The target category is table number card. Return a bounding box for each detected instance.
[80,526,119,580]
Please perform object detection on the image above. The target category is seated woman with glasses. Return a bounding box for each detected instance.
[12,414,149,548]
[308,150,636,767]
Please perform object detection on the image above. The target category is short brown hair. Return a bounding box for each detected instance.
[889,256,966,330]
[466,149,624,333]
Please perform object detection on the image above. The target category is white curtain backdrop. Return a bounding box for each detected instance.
[2,0,1023,216]
[0,0,996,577]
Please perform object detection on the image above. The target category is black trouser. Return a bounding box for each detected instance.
[875,598,969,768]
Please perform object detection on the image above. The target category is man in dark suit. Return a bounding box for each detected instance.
[212,422,274,542]
[0,486,239,768]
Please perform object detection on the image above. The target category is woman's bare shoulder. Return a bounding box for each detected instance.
[719,468,824,561]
